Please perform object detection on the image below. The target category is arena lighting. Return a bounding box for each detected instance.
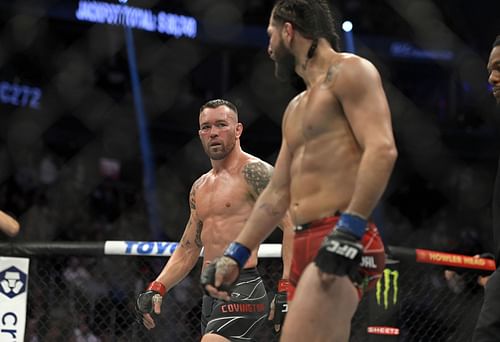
[342,20,353,33]
[390,42,454,61]
[342,20,355,53]
[75,0,197,39]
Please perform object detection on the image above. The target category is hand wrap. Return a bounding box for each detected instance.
[223,242,251,268]
[200,242,251,296]
[135,281,166,324]
[200,256,241,295]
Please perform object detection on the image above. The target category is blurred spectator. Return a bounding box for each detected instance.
[26,318,40,342]
[64,257,93,289]
[90,178,121,224]
[63,257,107,302]
[3,167,39,217]
[73,315,100,342]
[39,152,60,187]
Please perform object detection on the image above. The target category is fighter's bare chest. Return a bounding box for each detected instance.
[195,176,251,218]
[285,88,342,147]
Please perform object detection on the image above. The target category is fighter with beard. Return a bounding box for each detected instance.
[202,1,397,341]
[472,34,500,342]
[135,99,294,342]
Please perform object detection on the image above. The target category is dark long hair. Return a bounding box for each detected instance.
[272,0,341,52]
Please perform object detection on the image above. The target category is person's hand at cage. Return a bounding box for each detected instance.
[444,253,495,292]
[477,274,490,287]
[474,253,495,287]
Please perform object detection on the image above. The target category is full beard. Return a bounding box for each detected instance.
[274,42,296,83]
[205,142,235,160]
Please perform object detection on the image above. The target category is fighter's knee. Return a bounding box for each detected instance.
[201,333,231,342]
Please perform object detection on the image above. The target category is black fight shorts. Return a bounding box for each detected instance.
[201,268,269,341]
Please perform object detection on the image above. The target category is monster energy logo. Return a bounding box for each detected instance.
[376,269,399,310]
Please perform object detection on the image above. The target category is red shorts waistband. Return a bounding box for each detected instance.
[295,212,341,233]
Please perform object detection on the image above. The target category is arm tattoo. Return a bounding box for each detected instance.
[189,187,197,210]
[195,221,203,248]
[189,178,203,210]
[259,203,281,217]
[180,223,192,249]
[242,162,272,198]
[180,238,191,249]
[180,217,203,249]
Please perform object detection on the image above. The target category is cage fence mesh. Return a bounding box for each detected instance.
[19,254,485,342]
[0,1,498,342]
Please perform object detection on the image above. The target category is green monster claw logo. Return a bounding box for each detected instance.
[376,269,399,309]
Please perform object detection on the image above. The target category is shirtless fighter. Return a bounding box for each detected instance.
[201,1,398,341]
[135,99,294,341]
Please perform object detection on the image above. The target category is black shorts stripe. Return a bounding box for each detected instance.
[201,268,269,342]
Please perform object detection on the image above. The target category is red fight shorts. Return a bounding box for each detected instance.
[289,216,385,301]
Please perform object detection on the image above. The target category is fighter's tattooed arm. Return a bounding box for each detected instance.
[189,177,202,210]
[242,161,274,200]
[179,217,203,249]
[181,177,204,249]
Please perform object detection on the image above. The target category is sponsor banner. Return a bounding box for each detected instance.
[75,1,197,39]
[367,326,400,336]
[369,262,400,341]
[104,241,180,256]
[0,257,29,342]
[104,241,283,257]
[376,268,399,310]
[415,249,496,271]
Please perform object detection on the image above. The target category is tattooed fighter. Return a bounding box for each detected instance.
[135,99,294,342]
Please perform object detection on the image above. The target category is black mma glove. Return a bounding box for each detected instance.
[200,242,251,295]
[200,257,237,295]
[135,281,166,324]
[271,279,289,332]
[314,213,365,280]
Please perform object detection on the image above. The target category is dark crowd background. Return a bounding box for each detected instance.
[0,0,499,263]
[1,1,499,341]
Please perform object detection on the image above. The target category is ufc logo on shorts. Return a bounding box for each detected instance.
[281,303,288,313]
[325,240,359,260]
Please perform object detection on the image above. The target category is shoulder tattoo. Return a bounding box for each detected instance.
[325,64,341,84]
[325,66,334,83]
[242,162,272,196]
